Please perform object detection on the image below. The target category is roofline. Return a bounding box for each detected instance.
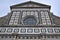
[10,1,51,9]
[10,7,51,10]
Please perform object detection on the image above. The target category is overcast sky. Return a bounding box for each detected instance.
[0,0,60,17]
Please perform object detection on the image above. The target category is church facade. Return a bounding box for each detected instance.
[0,1,60,40]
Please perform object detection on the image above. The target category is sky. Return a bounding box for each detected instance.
[0,0,60,17]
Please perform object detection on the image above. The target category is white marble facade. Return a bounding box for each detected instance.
[0,35,60,40]
[9,8,51,25]
[1,1,59,40]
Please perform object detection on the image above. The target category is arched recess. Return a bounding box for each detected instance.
[22,15,38,25]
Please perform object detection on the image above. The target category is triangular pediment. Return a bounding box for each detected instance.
[10,1,51,8]
[16,3,43,7]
